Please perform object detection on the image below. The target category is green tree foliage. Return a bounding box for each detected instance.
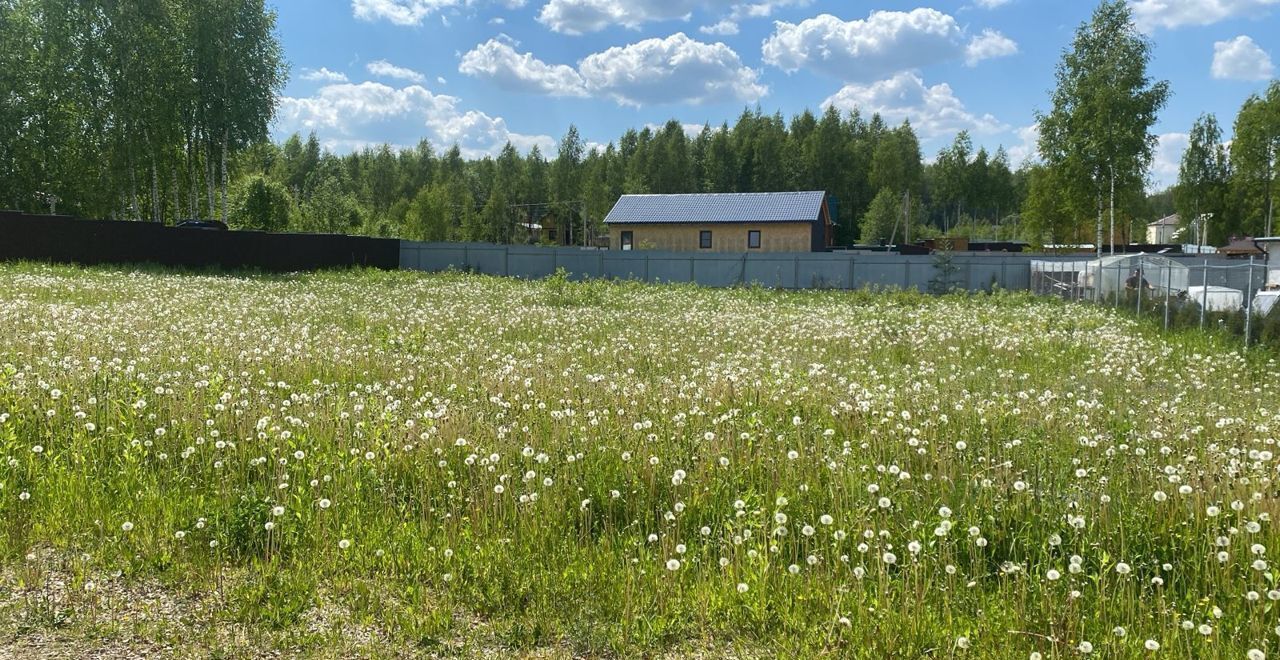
[860,189,902,244]
[930,131,973,233]
[221,106,1034,245]
[300,178,365,235]
[1022,165,1079,247]
[1176,113,1230,243]
[230,175,293,232]
[0,0,286,222]
[1037,0,1169,254]
[1230,82,1280,238]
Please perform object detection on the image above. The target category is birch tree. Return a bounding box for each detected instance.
[1037,0,1169,256]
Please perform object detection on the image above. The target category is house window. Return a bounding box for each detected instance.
[747,230,761,249]
[620,230,633,251]
[700,230,712,249]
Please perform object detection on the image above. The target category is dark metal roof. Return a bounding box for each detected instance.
[604,191,826,225]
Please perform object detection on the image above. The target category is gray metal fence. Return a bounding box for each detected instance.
[399,241,1038,292]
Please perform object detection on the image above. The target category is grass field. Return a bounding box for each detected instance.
[1,263,1278,658]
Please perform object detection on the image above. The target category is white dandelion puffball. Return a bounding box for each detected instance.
[666,559,680,571]
[338,539,351,549]
[737,583,748,593]
[121,521,134,532]
[318,498,331,509]
[1144,640,1159,651]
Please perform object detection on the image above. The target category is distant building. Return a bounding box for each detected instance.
[1219,236,1264,258]
[1146,214,1181,244]
[604,191,833,252]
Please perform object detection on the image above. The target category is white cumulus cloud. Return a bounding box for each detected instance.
[300,67,350,83]
[459,40,588,96]
[1211,35,1274,80]
[367,59,427,83]
[535,0,805,35]
[821,72,1007,138]
[352,0,526,26]
[974,0,1013,7]
[1130,0,1279,31]
[579,33,767,106]
[537,0,705,34]
[728,0,811,20]
[763,9,972,80]
[965,29,1018,66]
[459,34,762,106]
[1150,132,1189,189]
[1005,123,1041,166]
[700,19,740,35]
[276,81,553,158]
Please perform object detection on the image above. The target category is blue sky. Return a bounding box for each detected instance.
[271,0,1278,189]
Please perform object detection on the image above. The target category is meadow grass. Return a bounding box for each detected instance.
[0,262,1278,658]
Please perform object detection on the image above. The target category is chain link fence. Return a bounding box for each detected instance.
[1033,254,1279,348]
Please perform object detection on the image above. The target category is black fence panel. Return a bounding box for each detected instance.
[0,214,399,272]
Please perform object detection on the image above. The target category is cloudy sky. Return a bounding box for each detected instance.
[272,0,1278,189]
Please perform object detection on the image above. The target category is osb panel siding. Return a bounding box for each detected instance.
[609,223,814,252]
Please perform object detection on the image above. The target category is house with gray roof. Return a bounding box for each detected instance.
[1146,214,1181,244]
[604,191,833,252]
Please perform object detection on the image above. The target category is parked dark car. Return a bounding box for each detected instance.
[175,219,229,230]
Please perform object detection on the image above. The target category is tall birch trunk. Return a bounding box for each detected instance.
[1108,163,1115,254]
[205,143,216,220]
[220,128,229,224]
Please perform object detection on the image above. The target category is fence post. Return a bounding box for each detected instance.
[1136,260,1144,315]
[1245,256,1255,349]
[504,245,510,276]
[1095,262,1105,305]
[793,255,800,290]
[1200,259,1209,330]
[1163,265,1171,332]
[644,252,650,282]
[848,256,855,290]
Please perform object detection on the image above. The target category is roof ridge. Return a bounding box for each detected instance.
[618,191,825,197]
[604,191,827,225]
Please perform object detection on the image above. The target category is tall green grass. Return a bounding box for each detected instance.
[0,263,1277,658]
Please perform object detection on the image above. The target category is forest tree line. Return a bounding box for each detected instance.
[0,0,287,223]
[1,0,1276,248]
[224,112,1027,248]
